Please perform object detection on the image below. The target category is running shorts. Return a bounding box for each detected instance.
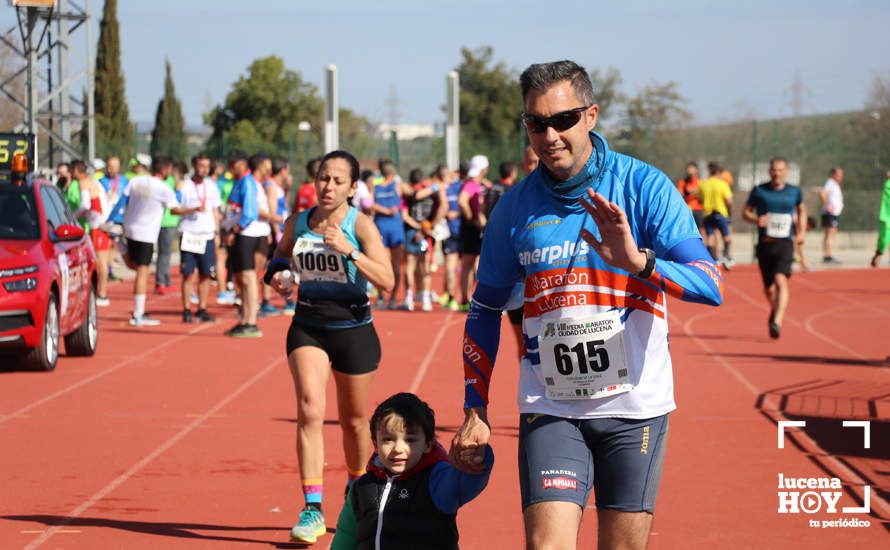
[703,213,730,237]
[443,235,460,255]
[90,228,111,252]
[459,221,482,255]
[229,234,263,272]
[180,237,216,277]
[127,239,154,266]
[518,413,669,513]
[404,228,429,256]
[377,221,404,249]
[756,239,794,287]
[821,213,839,229]
[286,321,381,375]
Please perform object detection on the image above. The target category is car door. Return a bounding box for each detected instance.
[41,185,89,333]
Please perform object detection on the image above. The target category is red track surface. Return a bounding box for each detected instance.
[1,265,888,548]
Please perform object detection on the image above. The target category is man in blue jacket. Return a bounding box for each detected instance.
[451,60,724,550]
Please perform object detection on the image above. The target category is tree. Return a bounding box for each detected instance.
[94,0,133,160]
[617,81,691,161]
[589,67,624,127]
[150,60,187,161]
[205,56,324,156]
[454,46,523,162]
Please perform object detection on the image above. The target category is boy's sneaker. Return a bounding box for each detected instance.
[195,309,215,323]
[129,315,161,327]
[228,324,263,338]
[290,507,326,543]
[182,309,193,323]
[258,301,282,317]
[96,296,111,307]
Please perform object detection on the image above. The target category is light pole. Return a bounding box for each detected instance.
[298,120,311,168]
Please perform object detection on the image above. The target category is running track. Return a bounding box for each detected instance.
[1,265,888,548]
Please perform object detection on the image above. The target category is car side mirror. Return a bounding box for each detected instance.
[54,223,85,242]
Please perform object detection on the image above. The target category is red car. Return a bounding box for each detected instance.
[0,178,98,371]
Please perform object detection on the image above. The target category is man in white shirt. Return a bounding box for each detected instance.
[121,156,198,326]
[178,153,222,323]
[820,167,844,264]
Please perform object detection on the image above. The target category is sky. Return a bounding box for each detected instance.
[2,0,889,128]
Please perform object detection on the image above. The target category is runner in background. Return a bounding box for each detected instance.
[154,161,185,295]
[353,169,374,215]
[457,155,488,311]
[55,162,70,190]
[699,161,734,269]
[820,167,844,264]
[294,158,320,213]
[71,160,111,307]
[371,158,404,309]
[521,144,539,177]
[438,163,465,311]
[263,150,394,544]
[743,157,806,339]
[267,157,295,314]
[427,164,452,275]
[177,153,221,323]
[401,167,447,311]
[246,153,278,318]
[212,159,237,304]
[120,156,198,327]
[676,161,704,237]
[870,170,890,268]
[100,156,128,282]
[221,150,264,338]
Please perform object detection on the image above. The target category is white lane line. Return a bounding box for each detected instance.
[23,356,283,550]
[409,312,459,393]
[0,322,215,425]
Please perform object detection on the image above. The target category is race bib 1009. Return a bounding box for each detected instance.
[292,237,347,284]
[537,310,632,400]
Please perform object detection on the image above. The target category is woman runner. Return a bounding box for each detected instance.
[265,150,395,544]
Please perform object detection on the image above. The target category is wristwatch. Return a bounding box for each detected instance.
[349,248,362,262]
[636,248,656,278]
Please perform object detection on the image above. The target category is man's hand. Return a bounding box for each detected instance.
[579,189,646,274]
[449,407,490,474]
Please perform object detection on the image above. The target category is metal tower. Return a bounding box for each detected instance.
[1,0,94,168]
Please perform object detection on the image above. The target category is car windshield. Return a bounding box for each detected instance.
[0,186,40,240]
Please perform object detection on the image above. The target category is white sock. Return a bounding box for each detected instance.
[134,294,146,318]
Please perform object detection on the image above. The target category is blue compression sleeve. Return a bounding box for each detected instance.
[429,446,494,514]
[463,283,512,408]
[648,237,723,306]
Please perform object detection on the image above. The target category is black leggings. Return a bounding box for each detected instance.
[286,321,381,375]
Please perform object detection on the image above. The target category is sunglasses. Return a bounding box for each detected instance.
[521,106,590,134]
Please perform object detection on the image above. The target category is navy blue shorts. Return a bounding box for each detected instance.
[703,213,730,237]
[443,235,460,255]
[376,221,404,249]
[518,413,669,513]
[180,237,217,277]
[404,228,429,255]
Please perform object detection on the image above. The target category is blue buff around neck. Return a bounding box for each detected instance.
[540,133,601,204]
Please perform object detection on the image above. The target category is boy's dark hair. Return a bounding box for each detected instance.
[370,392,435,443]
[409,167,424,185]
[319,150,360,183]
[519,60,595,105]
[499,161,516,180]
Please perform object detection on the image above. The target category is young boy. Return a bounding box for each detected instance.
[329,393,494,549]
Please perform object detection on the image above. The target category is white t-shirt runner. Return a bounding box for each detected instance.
[240,178,272,238]
[122,175,180,243]
[178,177,221,238]
[821,178,843,216]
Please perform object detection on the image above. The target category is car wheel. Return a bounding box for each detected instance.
[25,293,60,371]
[65,283,98,357]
